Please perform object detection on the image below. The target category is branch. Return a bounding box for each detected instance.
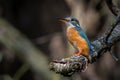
[105,0,120,16]
[49,56,88,76]
[0,18,59,80]
[49,14,120,77]
[13,63,29,80]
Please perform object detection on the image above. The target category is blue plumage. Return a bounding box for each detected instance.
[71,22,93,55]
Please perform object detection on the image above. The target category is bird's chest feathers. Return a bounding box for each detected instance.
[67,27,83,41]
[66,27,89,49]
[67,27,77,37]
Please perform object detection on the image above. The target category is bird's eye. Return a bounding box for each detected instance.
[71,19,74,21]
[71,19,77,24]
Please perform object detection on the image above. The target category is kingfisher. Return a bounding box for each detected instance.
[59,17,93,62]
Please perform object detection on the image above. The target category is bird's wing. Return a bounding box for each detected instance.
[75,26,93,55]
[75,27,91,46]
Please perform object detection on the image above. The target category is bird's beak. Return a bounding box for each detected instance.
[59,19,67,23]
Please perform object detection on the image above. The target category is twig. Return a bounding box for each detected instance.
[105,14,120,42]
[0,18,59,80]
[13,63,30,80]
[105,0,120,16]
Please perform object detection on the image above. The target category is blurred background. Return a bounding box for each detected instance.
[0,0,120,80]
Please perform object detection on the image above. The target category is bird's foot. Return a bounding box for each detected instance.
[74,52,80,56]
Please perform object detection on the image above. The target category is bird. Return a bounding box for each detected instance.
[59,17,93,62]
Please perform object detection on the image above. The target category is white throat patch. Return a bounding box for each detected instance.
[66,22,75,28]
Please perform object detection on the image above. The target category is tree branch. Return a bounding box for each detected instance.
[105,0,120,16]
[0,18,59,80]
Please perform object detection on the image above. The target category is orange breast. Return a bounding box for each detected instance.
[67,27,89,57]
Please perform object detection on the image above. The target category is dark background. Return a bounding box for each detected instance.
[0,0,120,80]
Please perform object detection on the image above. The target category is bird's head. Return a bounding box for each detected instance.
[59,17,80,27]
